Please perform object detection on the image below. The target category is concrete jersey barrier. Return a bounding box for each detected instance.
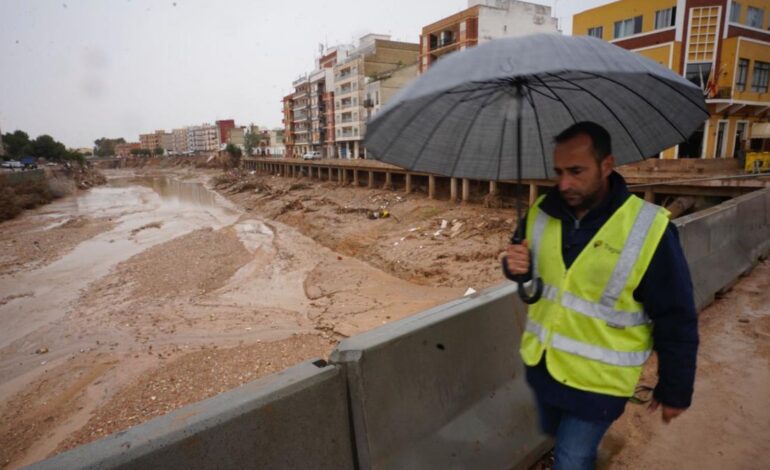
[674,187,770,310]
[26,360,354,470]
[330,283,550,470]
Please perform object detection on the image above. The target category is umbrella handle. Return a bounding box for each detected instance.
[517,277,543,304]
[510,233,544,304]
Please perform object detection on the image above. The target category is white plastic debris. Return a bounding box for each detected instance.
[409,227,418,232]
[441,219,448,229]
[464,287,477,296]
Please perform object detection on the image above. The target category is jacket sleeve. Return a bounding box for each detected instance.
[502,217,532,283]
[634,222,699,409]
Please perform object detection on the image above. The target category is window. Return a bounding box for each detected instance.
[747,7,764,28]
[613,16,642,39]
[736,58,749,91]
[587,26,603,38]
[730,2,741,22]
[685,63,712,90]
[751,61,770,92]
[655,7,676,29]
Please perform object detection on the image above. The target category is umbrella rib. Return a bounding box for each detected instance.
[406,93,470,171]
[647,73,711,118]
[526,85,562,102]
[581,71,689,140]
[459,88,505,103]
[546,72,646,159]
[532,75,578,123]
[494,90,515,182]
[447,89,504,177]
[524,85,550,179]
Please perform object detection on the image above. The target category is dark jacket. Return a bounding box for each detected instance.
[503,171,699,422]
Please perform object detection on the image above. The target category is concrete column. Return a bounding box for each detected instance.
[529,184,538,206]
[354,141,359,159]
[428,175,436,199]
[342,168,348,185]
[405,173,412,194]
[329,167,333,181]
[368,171,374,189]
[644,188,655,203]
[384,172,393,190]
[450,178,458,202]
[338,168,343,184]
[489,181,498,196]
[462,178,470,202]
[353,169,359,186]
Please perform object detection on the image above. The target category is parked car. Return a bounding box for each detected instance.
[1,160,24,170]
[302,151,322,160]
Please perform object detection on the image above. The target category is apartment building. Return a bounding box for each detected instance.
[292,75,311,157]
[187,124,220,153]
[574,0,770,159]
[267,129,285,156]
[228,127,246,147]
[216,119,236,145]
[115,142,140,158]
[171,128,189,155]
[309,67,331,156]
[333,34,419,159]
[282,93,295,158]
[419,0,559,73]
[160,132,173,154]
[139,130,165,151]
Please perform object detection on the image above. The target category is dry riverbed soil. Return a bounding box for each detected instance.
[0,167,767,469]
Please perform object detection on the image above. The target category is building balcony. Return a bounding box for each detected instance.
[337,102,358,111]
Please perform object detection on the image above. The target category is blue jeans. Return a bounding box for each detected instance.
[536,400,613,470]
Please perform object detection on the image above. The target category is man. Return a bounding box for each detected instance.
[503,122,698,469]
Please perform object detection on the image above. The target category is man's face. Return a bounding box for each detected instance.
[553,133,614,212]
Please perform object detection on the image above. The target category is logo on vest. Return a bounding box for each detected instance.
[593,240,621,255]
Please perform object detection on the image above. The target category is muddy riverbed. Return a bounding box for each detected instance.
[1,168,768,469]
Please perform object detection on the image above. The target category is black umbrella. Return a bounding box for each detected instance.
[364,33,708,303]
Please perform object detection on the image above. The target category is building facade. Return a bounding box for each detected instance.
[574,0,770,159]
[216,119,236,145]
[115,142,140,158]
[187,124,220,153]
[292,75,311,158]
[139,130,165,151]
[282,93,295,158]
[419,0,559,73]
[172,128,189,155]
[333,34,420,159]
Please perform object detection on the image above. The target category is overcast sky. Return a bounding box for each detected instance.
[0,0,613,148]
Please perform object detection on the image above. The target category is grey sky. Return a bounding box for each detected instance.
[0,0,612,148]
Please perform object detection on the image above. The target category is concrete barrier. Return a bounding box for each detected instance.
[27,360,354,470]
[330,284,550,470]
[674,188,770,310]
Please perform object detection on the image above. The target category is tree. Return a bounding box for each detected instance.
[30,135,67,161]
[153,146,164,156]
[94,137,126,157]
[2,130,31,158]
[225,143,242,168]
[244,130,260,156]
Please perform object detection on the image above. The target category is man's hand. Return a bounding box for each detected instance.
[504,240,531,275]
[648,399,687,424]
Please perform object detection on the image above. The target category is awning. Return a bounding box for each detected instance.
[750,122,770,139]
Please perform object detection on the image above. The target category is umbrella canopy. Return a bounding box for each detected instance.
[364,33,709,181]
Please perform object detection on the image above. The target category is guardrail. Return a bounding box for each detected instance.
[26,187,770,469]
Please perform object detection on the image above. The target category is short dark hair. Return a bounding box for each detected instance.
[554,121,612,162]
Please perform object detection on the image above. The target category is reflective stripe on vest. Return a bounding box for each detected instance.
[526,318,651,367]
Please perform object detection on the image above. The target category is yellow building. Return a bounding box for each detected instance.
[574,0,770,159]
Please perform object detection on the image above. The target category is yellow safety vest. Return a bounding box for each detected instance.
[520,194,670,397]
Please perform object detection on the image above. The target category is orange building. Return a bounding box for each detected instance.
[419,0,559,73]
